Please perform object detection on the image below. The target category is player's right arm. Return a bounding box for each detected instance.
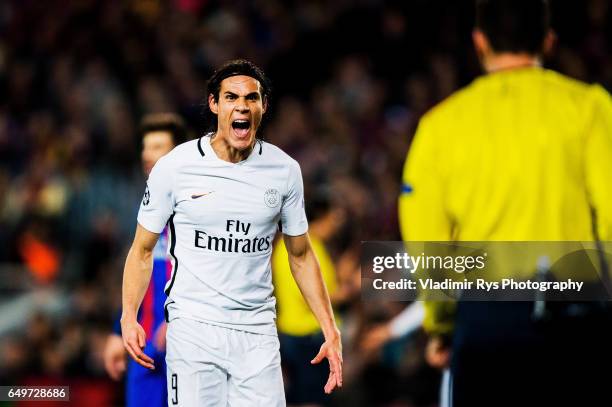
[121,154,175,370]
[120,224,159,370]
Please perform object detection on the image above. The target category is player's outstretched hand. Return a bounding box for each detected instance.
[120,317,155,370]
[104,333,127,380]
[311,333,343,394]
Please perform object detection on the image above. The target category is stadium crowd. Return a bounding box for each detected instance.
[0,0,610,405]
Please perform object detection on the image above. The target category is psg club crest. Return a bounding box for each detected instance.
[264,188,280,208]
[143,184,151,206]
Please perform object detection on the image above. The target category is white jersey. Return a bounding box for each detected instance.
[137,135,308,336]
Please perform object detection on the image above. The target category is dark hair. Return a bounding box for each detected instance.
[139,113,188,146]
[475,0,550,54]
[203,59,272,132]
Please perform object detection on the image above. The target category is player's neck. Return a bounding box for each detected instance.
[484,53,541,73]
[210,133,254,163]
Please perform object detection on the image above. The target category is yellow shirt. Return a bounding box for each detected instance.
[399,68,612,334]
[273,236,338,336]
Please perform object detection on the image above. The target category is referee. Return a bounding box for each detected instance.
[399,0,612,405]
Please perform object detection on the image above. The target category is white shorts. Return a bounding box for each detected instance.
[166,318,285,407]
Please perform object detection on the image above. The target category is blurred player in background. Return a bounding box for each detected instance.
[399,0,612,405]
[103,113,188,406]
[273,188,346,406]
[121,59,342,406]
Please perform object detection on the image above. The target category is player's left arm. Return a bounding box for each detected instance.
[284,232,343,394]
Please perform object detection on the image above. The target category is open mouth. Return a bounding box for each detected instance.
[231,119,250,138]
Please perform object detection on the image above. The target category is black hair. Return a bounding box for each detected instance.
[475,0,550,55]
[139,113,188,146]
[203,59,272,132]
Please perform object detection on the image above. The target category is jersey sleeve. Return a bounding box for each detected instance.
[399,114,453,241]
[137,155,175,234]
[399,114,456,336]
[584,85,612,241]
[280,160,308,236]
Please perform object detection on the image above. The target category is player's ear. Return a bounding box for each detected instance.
[262,96,268,114]
[208,94,218,114]
[542,30,556,57]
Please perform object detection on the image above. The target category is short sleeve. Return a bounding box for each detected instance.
[399,115,453,241]
[137,156,175,233]
[399,115,456,337]
[280,161,308,236]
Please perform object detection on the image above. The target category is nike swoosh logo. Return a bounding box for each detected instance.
[191,191,214,199]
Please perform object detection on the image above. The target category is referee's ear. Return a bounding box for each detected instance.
[208,94,219,115]
[472,29,491,61]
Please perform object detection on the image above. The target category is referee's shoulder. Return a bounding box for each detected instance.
[535,71,612,119]
[541,70,611,119]
[542,69,604,98]
[419,82,475,128]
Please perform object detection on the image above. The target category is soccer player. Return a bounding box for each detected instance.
[399,0,611,405]
[121,60,342,406]
[104,113,188,407]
